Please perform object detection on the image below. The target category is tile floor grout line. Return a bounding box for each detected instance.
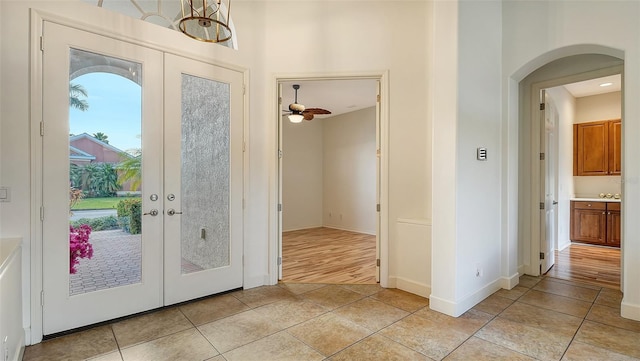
[557,286,602,360]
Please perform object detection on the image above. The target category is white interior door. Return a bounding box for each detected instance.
[540,90,557,274]
[42,22,164,334]
[163,54,244,305]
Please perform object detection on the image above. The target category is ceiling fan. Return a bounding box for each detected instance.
[283,84,332,123]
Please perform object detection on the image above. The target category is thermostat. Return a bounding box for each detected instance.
[477,147,487,161]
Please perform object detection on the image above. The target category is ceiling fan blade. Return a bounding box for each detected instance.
[303,112,314,121]
[304,108,332,115]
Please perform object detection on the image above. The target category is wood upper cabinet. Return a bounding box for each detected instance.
[573,119,621,176]
[609,119,622,175]
[570,200,620,247]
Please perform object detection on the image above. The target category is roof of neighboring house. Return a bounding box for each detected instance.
[69,133,134,162]
[69,145,96,161]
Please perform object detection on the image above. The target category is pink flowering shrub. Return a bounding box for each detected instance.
[69,224,93,274]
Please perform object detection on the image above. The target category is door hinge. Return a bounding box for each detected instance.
[539,202,544,210]
[40,122,44,136]
[278,257,282,265]
[376,94,380,103]
[376,259,380,267]
[242,141,246,152]
[40,206,44,221]
[540,103,545,110]
[40,36,44,51]
[540,152,545,160]
[242,84,246,95]
[40,290,44,307]
[279,96,282,105]
[539,252,545,260]
[376,204,380,212]
[278,149,283,159]
[278,203,282,212]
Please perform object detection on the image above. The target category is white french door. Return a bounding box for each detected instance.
[163,54,244,305]
[41,22,243,335]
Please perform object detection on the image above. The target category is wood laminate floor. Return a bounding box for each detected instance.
[281,227,377,284]
[546,242,621,289]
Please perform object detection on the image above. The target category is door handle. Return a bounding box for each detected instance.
[552,201,558,205]
[143,209,159,216]
[167,208,183,216]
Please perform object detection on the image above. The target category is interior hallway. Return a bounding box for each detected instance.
[23,275,640,360]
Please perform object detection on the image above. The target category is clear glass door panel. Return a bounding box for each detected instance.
[180,74,230,274]
[68,48,143,295]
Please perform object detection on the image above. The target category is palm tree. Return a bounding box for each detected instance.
[69,83,89,111]
[93,132,109,144]
[117,150,142,191]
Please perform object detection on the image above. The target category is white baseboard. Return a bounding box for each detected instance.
[322,225,376,236]
[518,264,525,277]
[282,225,324,233]
[621,300,640,321]
[501,272,520,290]
[430,278,502,317]
[392,276,430,298]
[557,240,571,251]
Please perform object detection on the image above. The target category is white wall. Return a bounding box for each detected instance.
[282,118,324,231]
[1,0,433,342]
[546,86,576,251]
[502,0,640,320]
[430,0,505,316]
[575,91,622,123]
[323,107,376,235]
[282,107,377,235]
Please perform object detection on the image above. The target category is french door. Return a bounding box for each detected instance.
[41,22,243,335]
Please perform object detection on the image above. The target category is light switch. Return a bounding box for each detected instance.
[0,187,9,202]
[477,147,487,161]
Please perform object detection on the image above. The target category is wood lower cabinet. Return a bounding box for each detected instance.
[570,200,620,247]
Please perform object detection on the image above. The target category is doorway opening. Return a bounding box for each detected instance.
[276,78,383,285]
[542,74,622,289]
[518,52,624,291]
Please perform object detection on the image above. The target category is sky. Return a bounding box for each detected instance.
[69,72,142,153]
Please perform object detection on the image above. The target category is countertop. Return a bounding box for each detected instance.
[570,197,621,203]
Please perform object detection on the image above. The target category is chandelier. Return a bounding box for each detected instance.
[179,0,232,43]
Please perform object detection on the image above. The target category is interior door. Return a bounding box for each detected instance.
[163,54,244,305]
[375,80,381,282]
[42,22,164,334]
[540,90,557,274]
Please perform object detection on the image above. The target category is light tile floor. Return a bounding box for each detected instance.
[23,276,640,361]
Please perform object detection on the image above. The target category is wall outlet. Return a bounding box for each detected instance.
[475,264,483,277]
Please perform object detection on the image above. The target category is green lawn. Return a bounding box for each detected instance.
[71,196,139,210]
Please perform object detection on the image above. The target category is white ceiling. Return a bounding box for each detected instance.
[563,74,621,98]
[281,79,378,119]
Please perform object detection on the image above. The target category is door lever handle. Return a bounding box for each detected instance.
[167,208,182,216]
[143,209,159,216]
[552,201,558,205]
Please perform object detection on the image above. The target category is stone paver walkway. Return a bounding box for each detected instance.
[69,229,141,296]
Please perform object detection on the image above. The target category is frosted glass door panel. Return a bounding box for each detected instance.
[180,75,230,273]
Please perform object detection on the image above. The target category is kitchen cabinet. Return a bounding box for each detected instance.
[573,119,621,176]
[570,200,620,247]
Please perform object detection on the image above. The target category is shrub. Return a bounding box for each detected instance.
[116,198,142,234]
[70,215,119,231]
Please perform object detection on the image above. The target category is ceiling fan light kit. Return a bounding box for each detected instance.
[179,0,233,43]
[285,84,332,123]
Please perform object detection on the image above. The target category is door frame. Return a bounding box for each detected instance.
[522,65,623,277]
[269,73,390,288]
[29,9,249,344]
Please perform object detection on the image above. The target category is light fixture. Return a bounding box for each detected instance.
[179,0,232,43]
[288,114,304,123]
[600,82,613,87]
